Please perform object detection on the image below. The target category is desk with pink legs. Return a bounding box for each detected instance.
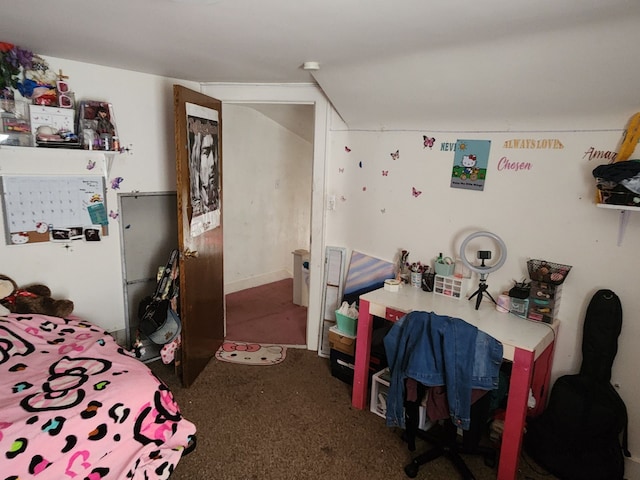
[351,286,557,480]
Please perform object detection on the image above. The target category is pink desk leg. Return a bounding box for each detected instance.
[352,299,373,410]
[498,347,534,480]
[528,342,555,418]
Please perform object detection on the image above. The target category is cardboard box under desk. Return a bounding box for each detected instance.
[328,325,356,356]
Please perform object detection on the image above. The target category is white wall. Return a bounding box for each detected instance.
[222,104,312,292]
[324,109,640,468]
[0,56,199,333]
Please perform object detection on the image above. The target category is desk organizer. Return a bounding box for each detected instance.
[370,368,430,430]
[433,274,466,299]
[526,281,562,324]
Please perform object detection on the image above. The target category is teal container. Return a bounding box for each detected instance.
[335,310,357,336]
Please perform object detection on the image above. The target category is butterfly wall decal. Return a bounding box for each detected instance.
[423,136,436,149]
[86,160,96,170]
[110,177,124,189]
[382,170,389,176]
[109,210,119,220]
[345,146,351,152]
[412,187,422,197]
[339,168,344,173]
[358,161,363,168]
[390,150,399,160]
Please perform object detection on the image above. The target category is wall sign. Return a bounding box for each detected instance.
[503,138,564,149]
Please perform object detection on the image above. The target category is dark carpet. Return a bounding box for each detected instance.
[225,278,307,346]
[151,349,557,480]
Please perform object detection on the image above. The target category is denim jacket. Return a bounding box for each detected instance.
[383,310,503,430]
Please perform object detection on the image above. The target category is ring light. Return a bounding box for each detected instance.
[459,231,507,309]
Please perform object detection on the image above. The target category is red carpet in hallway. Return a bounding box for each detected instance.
[225,278,307,346]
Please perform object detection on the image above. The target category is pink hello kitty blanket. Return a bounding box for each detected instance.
[0,313,196,479]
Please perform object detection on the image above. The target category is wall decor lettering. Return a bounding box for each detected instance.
[583,146,617,162]
[497,156,532,172]
[503,139,564,149]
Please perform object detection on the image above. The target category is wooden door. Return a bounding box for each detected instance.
[173,85,224,387]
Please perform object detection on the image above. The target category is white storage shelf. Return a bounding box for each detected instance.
[433,274,467,299]
[370,368,430,431]
[370,368,391,418]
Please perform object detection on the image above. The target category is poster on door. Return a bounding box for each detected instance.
[185,102,221,237]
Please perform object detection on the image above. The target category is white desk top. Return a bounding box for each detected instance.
[360,285,558,362]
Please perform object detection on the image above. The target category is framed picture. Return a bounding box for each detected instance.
[78,101,118,150]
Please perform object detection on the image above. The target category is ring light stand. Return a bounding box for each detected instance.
[459,231,507,310]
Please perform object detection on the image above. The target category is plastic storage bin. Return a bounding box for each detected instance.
[370,368,430,430]
[433,275,466,299]
[335,310,357,336]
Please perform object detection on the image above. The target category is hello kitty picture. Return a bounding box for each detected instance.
[461,155,477,179]
[450,139,491,191]
[216,341,286,365]
[10,232,29,244]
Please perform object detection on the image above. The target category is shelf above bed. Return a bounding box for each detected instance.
[0,144,123,177]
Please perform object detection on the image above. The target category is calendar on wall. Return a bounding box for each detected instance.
[1,175,108,245]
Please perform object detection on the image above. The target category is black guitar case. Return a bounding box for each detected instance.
[524,289,630,480]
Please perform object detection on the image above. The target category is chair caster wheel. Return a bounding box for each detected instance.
[404,462,419,478]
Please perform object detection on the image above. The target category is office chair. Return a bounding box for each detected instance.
[403,382,496,479]
[382,311,502,480]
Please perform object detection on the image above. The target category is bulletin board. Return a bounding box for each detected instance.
[1,175,108,245]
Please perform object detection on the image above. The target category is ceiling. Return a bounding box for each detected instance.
[2,0,640,130]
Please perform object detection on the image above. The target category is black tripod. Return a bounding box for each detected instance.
[467,271,496,310]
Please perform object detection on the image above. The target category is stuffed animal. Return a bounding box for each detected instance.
[0,274,74,318]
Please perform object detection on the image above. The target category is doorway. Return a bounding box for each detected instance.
[201,82,330,352]
[222,103,314,346]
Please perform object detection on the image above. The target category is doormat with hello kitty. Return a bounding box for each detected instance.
[215,341,287,365]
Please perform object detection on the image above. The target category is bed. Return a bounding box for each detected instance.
[0,312,196,479]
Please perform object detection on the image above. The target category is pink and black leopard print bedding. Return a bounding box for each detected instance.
[0,313,196,479]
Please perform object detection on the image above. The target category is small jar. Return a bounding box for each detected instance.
[112,136,120,151]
